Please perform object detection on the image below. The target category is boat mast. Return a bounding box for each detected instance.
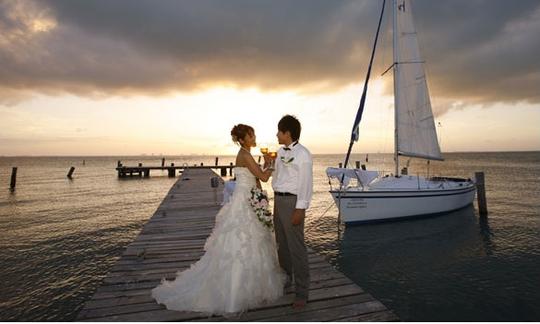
[392,0,399,176]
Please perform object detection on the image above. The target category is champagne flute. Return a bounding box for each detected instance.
[268,144,278,170]
[259,143,269,155]
[259,143,269,168]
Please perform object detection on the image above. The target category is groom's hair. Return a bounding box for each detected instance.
[278,115,301,142]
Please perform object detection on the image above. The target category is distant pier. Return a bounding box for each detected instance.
[77,168,398,321]
[116,163,234,178]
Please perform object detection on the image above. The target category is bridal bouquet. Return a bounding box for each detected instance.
[249,187,274,231]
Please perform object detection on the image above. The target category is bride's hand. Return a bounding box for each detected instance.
[262,154,273,169]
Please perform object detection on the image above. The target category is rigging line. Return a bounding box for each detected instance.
[318,199,337,219]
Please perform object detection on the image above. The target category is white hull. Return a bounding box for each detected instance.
[330,183,476,225]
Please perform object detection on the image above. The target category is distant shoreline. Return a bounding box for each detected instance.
[0,150,539,158]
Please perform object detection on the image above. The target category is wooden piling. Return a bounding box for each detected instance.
[229,162,233,176]
[67,166,75,179]
[168,163,176,178]
[355,161,360,169]
[139,163,143,167]
[215,157,219,166]
[475,171,488,216]
[210,176,219,205]
[10,167,17,191]
[161,158,165,167]
[339,163,343,168]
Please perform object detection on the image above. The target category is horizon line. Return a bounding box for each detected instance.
[1,149,539,158]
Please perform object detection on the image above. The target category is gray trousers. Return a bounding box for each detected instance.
[274,195,310,300]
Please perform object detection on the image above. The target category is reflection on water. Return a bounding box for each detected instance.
[478,215,495,256]
[336,206,487,291]
[314,205,539,321]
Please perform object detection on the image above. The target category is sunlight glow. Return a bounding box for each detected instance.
[1,84,539,156]
[30,18,56,32]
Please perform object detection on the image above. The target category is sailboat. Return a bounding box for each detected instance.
[326,0,476,224]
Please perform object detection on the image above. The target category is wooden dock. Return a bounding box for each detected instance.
[77,168,398,321]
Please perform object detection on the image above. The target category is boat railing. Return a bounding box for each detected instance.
[327,173,362,191]
[327,168,391,191]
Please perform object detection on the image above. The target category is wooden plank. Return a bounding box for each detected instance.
[199,293,375,322]
[90,277,355,309]
[253,300,388,322]
[127,239,206,248]
[125,241,207,250]
[91,277,354,301]
[335,310,400,321]
[102,264,347,285]
[85,278,359,310]
[79,283,366,320]
[142,224,214,230]
[114,254,204,266]
[80,309,210,322]
[109,258,330,273]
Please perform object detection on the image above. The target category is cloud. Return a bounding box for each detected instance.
[0,0,539,106]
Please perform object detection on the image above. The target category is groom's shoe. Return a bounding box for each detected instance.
[292,298,307,310]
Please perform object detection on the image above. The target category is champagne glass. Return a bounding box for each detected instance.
[268,144,278,170]
[259,143,269,168]
[259,143,269,155]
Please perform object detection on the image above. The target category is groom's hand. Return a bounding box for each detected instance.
[291,209,305,225]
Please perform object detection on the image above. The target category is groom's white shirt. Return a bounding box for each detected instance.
[272,141,313,209]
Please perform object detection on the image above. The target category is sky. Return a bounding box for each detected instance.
[1,0,539,156]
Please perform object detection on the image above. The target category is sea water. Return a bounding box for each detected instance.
[0,152,538,320]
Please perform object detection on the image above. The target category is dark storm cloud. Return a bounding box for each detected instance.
[0,0,539,105]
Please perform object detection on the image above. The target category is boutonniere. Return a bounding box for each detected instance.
[280,156,294,164]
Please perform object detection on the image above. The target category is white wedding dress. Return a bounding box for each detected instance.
[152,167,286,315]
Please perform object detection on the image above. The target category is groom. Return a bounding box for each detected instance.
[270,115,313,309]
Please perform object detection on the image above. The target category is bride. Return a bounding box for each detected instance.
[152,124,286,315]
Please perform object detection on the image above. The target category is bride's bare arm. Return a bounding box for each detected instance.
[239,151,273,182]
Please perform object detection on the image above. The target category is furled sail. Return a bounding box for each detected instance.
[394,0,443,161]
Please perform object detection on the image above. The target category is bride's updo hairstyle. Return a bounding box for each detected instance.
[231,124,254,145]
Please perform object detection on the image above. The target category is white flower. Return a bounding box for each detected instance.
[249,187,274,231]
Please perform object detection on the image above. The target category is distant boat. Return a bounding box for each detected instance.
[326,0,476,225]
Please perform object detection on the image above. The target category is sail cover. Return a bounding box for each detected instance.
[326,167,379,187]
[395,0,443,161]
